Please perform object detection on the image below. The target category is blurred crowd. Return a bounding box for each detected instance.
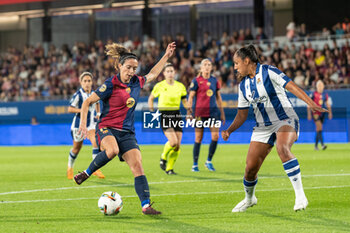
[1,27,350,102]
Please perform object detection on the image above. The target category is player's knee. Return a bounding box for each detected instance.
[174,144,180,151]
[106,147,119,158]
[276,144,291,158]
[212,134,219,141]
[169,139,178,148]
[195,135,203,143]
[245,167,258,180]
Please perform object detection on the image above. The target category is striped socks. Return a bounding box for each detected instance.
[283,158,306,199]
[68,149,78,168]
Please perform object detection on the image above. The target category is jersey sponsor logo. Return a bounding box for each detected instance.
[125,87,131,94]
[99,84,107,92]
[100,128,109,134]
[206,89,213,97]
[126,97,135,108]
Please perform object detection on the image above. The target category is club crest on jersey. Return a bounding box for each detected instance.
[257,78,261,84]
[100,128,108,134]
[126,97,135,108]
[125,87,131,94]
[206,82,211,86]
[99,84,106,92]
[190,82,194,88]
[206,89,213,97]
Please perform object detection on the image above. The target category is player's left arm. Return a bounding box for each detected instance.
[216,90,226,126]
[285,81,328,113]
[95,102,101,120]
[145,42,176,83]
[326,94,332,119]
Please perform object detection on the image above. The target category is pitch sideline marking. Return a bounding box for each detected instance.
[0,173,350,196]
[1,184,350,204]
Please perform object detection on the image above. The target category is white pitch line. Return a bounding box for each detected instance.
[1,184,350,204]
[1,173,350,196]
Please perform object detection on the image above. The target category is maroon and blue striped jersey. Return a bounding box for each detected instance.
[189,75,220,117]
[95,74,146,132]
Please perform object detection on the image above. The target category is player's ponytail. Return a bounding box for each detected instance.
[105,43,137,70]
[236,44,260,64]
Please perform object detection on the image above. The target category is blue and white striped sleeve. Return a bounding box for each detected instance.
[69,93,80,108]
[238,83,250,109]
[268,65,291,88]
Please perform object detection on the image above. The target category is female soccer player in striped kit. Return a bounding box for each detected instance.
[148,63,190,175]
[188,58,225,172]
[222,45,327,212]
[308,80,332,150]
[67,72,105,179]
[74,42,176,215]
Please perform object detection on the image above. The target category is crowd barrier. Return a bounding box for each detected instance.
[0,91,349,145]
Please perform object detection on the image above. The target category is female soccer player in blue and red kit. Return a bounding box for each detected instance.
[307,80,332,150]
[74,42,176,215]
[187,59,225,172]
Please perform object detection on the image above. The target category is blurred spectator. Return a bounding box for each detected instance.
[256,27,267,41]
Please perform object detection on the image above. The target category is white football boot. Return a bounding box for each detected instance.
[294,196,308,211]
[232,196,257,213]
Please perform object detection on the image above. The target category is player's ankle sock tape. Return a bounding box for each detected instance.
[135,175,150,207]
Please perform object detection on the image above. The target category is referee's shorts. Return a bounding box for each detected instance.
[160,110,183,132]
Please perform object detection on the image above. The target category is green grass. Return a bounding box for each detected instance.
[0,144,350,233]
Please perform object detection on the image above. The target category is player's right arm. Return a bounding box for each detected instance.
[187,91,196,116]
[187,79,198,116]
[79,93,100,138]
[221,109,249,141]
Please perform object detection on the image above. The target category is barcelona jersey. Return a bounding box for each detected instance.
[189,76,220,117]
[95,74,146,132]
[310,91,329,116]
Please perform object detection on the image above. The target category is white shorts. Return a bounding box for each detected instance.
[71,123,96,142]
[251,118,299,146]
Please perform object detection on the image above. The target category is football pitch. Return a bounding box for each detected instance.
[0,144,349,233]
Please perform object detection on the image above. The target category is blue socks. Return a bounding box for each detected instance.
[135,175,150,207]
[85,150,110,176]
[193,142,201,165]
[92,148,99,160]
[207,140,218,162]
[315,131,324,147]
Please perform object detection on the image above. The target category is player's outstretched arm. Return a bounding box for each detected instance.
[148,94,155,112]
[216,90,226,126]
[326,98,333,120]
[68,106,81,114]
[221,108,248,141]
[187,91,196,116]
[145,42,176,83]
[79,92,100,138]
[285,81,328,113]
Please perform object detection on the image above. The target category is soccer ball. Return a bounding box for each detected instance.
[98,191,123,215]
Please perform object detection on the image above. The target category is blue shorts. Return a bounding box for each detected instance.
[96,128,140,162]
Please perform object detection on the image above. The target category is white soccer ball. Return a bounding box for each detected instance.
[98,191,123,215]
